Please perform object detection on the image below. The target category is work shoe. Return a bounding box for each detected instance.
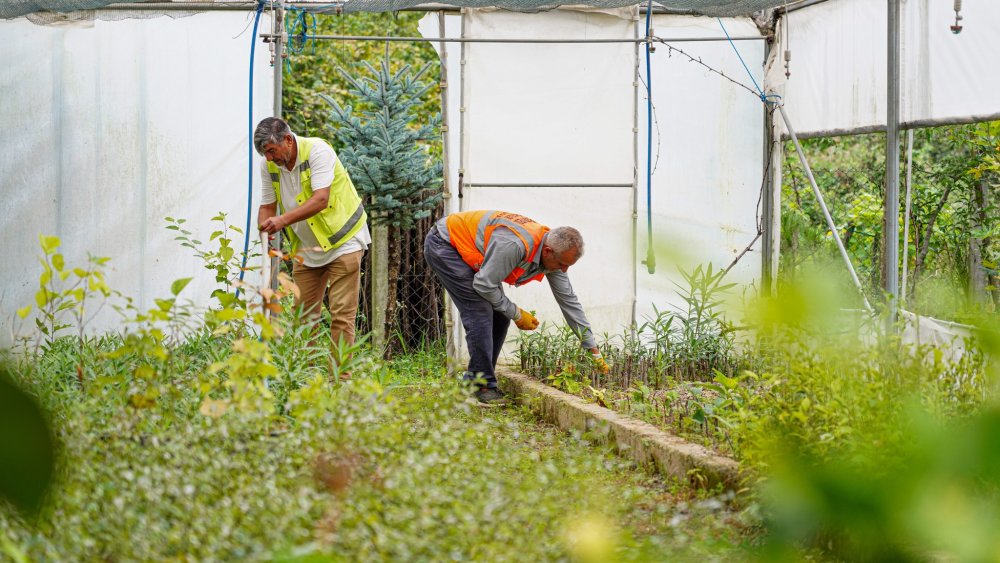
[460,370,488,388]
[472,387,509,407]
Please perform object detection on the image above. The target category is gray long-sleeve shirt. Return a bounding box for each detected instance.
[435,218,596,349]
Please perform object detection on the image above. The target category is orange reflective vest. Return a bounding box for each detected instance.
[444,210,550,286]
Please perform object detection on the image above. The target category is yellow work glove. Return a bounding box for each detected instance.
[590,350,610,375]
[514,308,539,331]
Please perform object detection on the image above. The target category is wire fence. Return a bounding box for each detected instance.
[355,211,447,357]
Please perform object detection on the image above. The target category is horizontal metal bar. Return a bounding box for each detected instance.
[464,182,634,188]
[99,1,775,18]
[782,0,830,14]
[780,112,1000,140]
[294,33,762,43]
[291,2,758,16]
[103,2,256,10]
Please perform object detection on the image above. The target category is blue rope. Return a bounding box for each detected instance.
[285,7,316,56]
[236,1,265,301]
[717,17,784,107]
[717,17,764,100]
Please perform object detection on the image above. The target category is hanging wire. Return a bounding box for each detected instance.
[724,104,777,276]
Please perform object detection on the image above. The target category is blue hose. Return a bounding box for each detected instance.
[644,3,656,274]
[236,1,265,301]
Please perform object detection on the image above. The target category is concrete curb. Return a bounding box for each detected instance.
[497,368,741,490]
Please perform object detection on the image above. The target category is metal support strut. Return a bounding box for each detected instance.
[778,104,874,314]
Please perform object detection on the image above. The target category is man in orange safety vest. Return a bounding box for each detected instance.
[424,210,610,405]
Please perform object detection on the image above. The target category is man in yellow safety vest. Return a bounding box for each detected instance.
[254,117,369,368]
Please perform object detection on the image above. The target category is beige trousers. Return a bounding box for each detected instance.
[292,250,364,349]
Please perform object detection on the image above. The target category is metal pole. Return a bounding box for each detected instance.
[439,11,451,202]
[458,10,467,212]
[901,128,913,305]
[761,39,775,295]
[273,1,284,119]
[784,0,831,13]
[885,0,901,325]
[781,113,1000,140]
[296,34,763,44]
[438,10,457,368]
[463,182,633,188]
[104,2,256,10]
[632,15,640,329]
[778,104,874,313]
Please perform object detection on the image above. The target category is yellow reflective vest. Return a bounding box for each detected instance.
[266,136,367,258]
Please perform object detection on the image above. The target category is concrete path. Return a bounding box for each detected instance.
[497,368,741,491]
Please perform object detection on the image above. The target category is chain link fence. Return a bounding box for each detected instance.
[356,211,447,357]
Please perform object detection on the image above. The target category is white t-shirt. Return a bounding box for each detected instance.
[260,136,371,267]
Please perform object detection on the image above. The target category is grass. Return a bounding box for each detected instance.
[0,336,752,562]
[11,234,999,561]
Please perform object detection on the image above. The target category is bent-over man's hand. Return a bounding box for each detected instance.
[258,215,288,235]
[514,308,539,331]
[590,349,610,375]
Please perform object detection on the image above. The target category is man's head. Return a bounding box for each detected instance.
[541,227,584,273]
[254,117,296,170]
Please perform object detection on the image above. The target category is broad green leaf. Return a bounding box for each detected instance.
[16,306,31,319]
[38,234,60,254]
[215,308,246,321]
[35,289,48,308]
[51,253,64,272]
[171,277,193,296]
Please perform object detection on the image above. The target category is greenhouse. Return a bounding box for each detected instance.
[2,0,999,559]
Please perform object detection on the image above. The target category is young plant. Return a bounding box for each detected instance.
[17,235,115,382]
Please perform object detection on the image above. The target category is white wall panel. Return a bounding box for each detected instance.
[463,9,635,185]
[0,12,274,345]
[636,15,764,325]
[774,0,1000,137]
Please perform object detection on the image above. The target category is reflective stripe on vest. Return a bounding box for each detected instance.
[444,210,550,286]
[266,136,367,257]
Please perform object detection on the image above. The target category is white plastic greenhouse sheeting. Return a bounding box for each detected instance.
[420,10,764,363]
[637,14,763,327]
[0,12,275,346]
[770,0,1000,137]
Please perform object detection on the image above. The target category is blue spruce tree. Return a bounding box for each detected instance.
[321,57,442,229]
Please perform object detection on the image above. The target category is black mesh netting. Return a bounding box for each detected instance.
[3,0,792,20]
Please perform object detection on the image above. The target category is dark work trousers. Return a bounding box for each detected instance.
[424,229,510,389]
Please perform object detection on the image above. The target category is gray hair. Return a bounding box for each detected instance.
[253,117,293,154]
[547,226,584,257]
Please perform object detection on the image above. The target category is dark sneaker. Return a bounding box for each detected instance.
[472,387,509,407]
[460,371,488,388]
